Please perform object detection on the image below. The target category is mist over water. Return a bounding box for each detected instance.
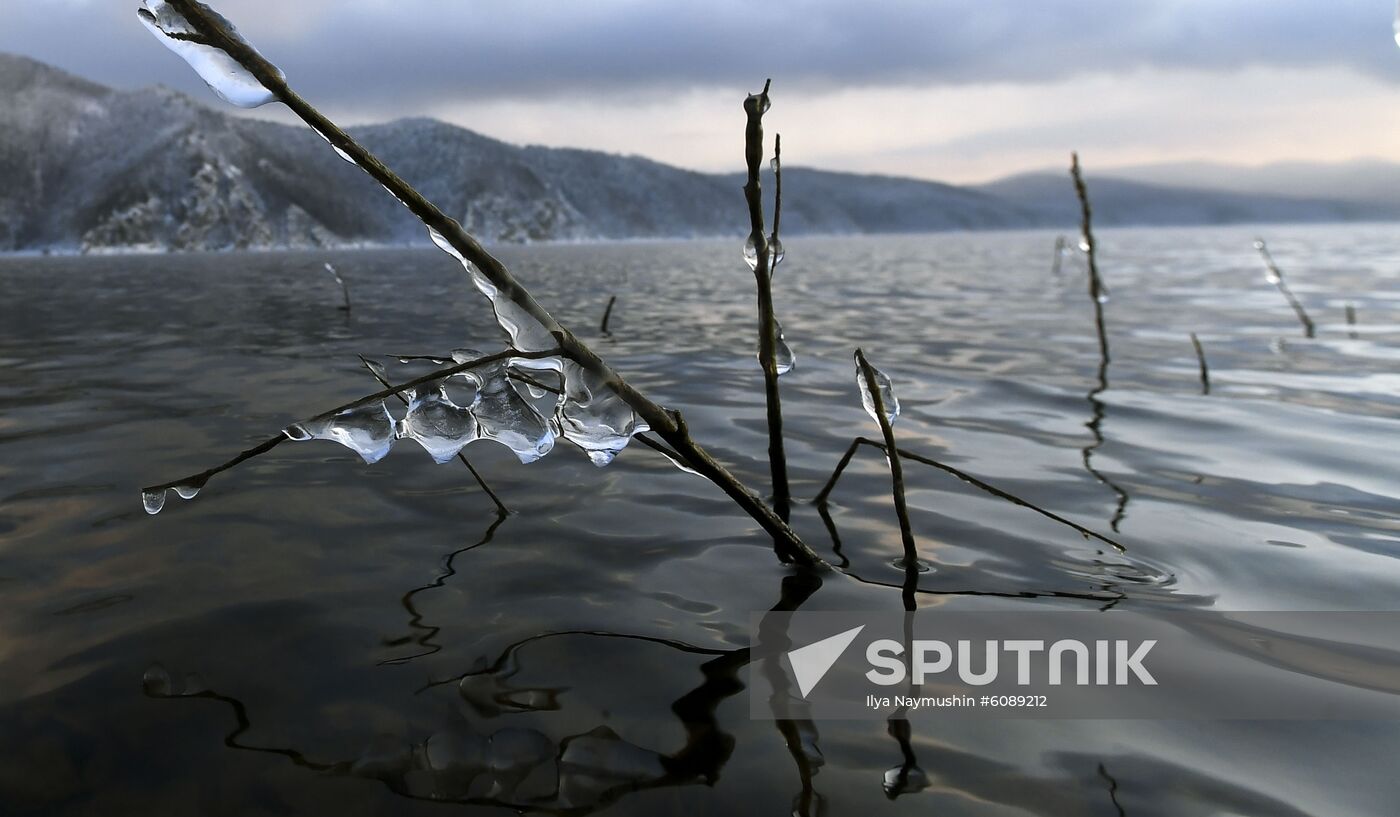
[2,224,1399,815]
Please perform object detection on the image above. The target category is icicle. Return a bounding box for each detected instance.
[136,1,282,108]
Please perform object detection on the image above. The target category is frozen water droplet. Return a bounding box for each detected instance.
[652,443,703,477]
[362,358,387,378]
[1264,269,1282,285]
[855,354,900,424]
[1253,238,1267,251]
[1095,291,1111,304]
[742,235,759,271]
[466,361,555,463]
[450,348,484,365]
[769,235,785,270]
[1394,1,1400,47]
[1077,236,1091,253]
[143,663,173,695]
[289,402,397,464]
[172,477,206,500]
[137,1,282,108]
[398,384,480,464]
[427,227,558,352]
[775,321,795,376]
[142,489,167,515]
[554,361,648,466]
[759,320,796,375]
[770,157,780,174]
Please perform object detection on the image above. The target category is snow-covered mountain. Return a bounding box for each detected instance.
[2,53,1395,253]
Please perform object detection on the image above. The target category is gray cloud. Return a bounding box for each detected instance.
[2,0,1395,114]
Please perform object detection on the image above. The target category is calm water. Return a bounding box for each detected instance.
[3,225,1400,815]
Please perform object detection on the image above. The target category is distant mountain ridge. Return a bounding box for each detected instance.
[2,52,1397,253]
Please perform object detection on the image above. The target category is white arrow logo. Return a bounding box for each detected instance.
[786,625,865,697]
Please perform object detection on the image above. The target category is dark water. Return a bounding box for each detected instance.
[2,225,1399,815]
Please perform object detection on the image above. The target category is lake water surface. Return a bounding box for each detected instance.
[2,225,1400,815]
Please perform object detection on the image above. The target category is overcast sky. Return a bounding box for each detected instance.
[5,1,1400,182]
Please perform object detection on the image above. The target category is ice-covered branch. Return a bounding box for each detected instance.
[1254,238,1315,338]
[141,1,823,564]
[742,79,793,524]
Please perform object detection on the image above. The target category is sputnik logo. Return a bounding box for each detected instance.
[785,625,865,697]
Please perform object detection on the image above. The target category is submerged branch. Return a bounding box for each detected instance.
[599,295,617,334]
[1254,238,1315,338]
[854,350,918,564]
[1070,152,1109,365]
[323,262,351,312]
[813,436,1125,552]
[154,1,822,566]
[743,78,793,527]
[1189,332,1210,395]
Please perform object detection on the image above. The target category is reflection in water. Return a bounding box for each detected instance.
[379,513,507,666]
[1098,762,1128,817]
[147,558,830,814]
[1081,355,1131,533]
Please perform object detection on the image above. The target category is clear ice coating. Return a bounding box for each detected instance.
[1394,0,1400,47]
[759,319,796,376]
[137,1,283,108]
[743,234,760,271]
[397,383,479,464]
[284,401,396,464]
[856,354,900,424]
[428,227,646,466]
[552,360,649,466]
[463,360,555,463]
[768,235,785,272]
[142,489,167,515]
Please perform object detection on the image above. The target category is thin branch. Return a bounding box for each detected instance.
[1254,238,1315,338]
[742,77,793,527]
[771,134,783,244]
[1070,152,1109,365]
[854,350,918,565]
[141,347,559,498]
[814,436,1125,552]
[1189,332,1210,395]
[323,262,351,312]
[599,294,617,334]
[153,2,823,566]
[357,354,509,515]
[1051,235,1066,277]
[1346,303,1358,339]
[1070,153,1127,532]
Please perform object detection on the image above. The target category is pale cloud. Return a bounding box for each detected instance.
[2,1,1399,182]
[415,66,1400,183]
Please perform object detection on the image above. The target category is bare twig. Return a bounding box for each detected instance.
[1346,303,1358,339]
[1189,332,1210,395]
[854,350,918,565]
[1070,153,1109,364]
[813,436,1125,552]
[599,295,617,334]
[357,354,509,515]
[151,2,823,566]
[1051,235,1066,277]
[742,78,792,525]
[323,262,351,312]
[1253,238,1315,338]
[1070,153,1127,531]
